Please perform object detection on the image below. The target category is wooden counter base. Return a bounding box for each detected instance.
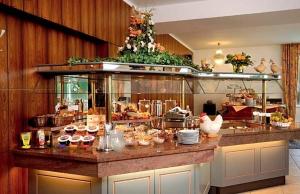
[13,139,218,177]
[209,176,285,194]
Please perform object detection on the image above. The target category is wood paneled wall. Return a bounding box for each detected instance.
[0,0,132,57]
[0,2,194,194]
[0,1,131,194]
[156,34,193,56]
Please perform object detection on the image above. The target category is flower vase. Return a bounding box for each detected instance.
[232,65,244,73]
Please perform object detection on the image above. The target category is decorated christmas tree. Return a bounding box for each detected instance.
[117,8,199,70]
[118,9,165,59]
[68,8,211,71]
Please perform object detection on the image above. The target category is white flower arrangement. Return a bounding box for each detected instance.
[140,41,145,47]
[133,45,138,52]
[149,20,154,25]
[149,37,154,43]
[126,44,132,49]
[147,42,155,52]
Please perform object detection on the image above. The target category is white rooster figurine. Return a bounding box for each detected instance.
[200,113,223,138]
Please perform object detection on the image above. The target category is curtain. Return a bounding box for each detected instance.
[282,44,300,119]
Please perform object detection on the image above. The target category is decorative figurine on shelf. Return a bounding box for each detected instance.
[270,59,280,74]
[254,58,266,73]
[200,112,223,138]
[225,52,254,73]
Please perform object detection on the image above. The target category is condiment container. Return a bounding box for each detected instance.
[36,129,45,148]
[76,125,87,136]
[64,125,77,135]
[58,135,71,146]
[82,135,95,147]
[70,135,82,148]
[87,125,99,136]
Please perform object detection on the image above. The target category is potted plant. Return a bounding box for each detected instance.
[225,52,253,73]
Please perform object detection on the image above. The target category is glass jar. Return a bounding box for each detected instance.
[186,117,194,129]
[110,130,125,152]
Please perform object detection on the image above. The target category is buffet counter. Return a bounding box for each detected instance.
[13,137,218,177]
[13,123,300,194]
[219,122,300,146]
[210,122,300,194]
[13,123,300,178]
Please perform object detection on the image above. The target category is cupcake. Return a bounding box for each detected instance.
[64,125,78,135]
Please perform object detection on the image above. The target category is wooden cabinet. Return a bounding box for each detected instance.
[155,165,195,194]
[107,170,154,194]
[224,148,256,179]
[196,163,210,194]
[30,164,211,194]
[29,170,101,194]
[211,140,288,187]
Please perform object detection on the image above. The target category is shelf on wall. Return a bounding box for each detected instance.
[36,62,281,81]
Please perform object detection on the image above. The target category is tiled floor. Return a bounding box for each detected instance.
[239,149,300,194]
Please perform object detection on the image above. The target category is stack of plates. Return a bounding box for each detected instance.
[178,129,199,145]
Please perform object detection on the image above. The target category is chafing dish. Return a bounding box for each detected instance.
[164,107,189,128]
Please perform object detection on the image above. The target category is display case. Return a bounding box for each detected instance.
[33,62,284,150]
[40,62,282,122]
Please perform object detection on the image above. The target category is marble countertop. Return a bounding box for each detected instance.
[13,137,218,177]
[218,122,300,146]
[13,137,219,163]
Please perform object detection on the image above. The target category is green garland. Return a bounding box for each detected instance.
[67,54,198,70]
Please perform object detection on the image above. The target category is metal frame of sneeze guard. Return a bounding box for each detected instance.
[36,61,281,81]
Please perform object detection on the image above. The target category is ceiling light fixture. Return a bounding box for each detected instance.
[213,42,225,65]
